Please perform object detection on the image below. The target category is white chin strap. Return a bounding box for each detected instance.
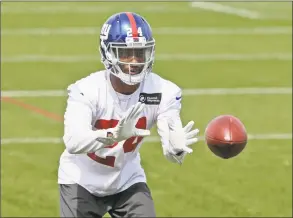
[111,68,147,85]
[109,59,152,85]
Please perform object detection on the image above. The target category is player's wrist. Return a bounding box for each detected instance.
[94,129,115,145]
[175,151,184,156]
[107,132,113,137]
[106,128,118,140]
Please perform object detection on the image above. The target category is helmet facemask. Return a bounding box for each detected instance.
[100,37,155,85]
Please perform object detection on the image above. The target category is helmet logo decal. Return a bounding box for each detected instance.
[100,24,111,40]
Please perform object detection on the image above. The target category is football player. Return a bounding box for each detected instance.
[58,12,199,217]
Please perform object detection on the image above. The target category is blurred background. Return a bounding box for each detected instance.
[1,1,292,217]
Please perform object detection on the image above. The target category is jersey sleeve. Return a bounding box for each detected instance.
[156,82,183,152]
[63,83,108,154]
[157,82,183,128]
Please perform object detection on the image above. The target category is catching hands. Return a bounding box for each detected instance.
[107,102,150,143]
[168,121,199,164]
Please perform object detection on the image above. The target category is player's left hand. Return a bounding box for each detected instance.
[108,102,150,143]
[168,121,199,164]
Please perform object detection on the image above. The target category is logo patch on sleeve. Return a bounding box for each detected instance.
[139,93,162,105]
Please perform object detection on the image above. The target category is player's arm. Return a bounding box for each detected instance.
[156,86,199,164]
[63,84,150,154]
[63,84,113,154]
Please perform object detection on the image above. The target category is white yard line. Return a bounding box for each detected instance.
[1,133,292,145]
[1,6,190,14]
[2,53,292,63]
[191,2,261,19]
[1,4,284,18]
[2,90,66,97]
[182,87,292,96]
[1,87,292,98]
[2,27,291,36]
[2,3,289,21]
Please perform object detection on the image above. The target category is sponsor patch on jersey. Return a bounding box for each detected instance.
[139,93,162,105]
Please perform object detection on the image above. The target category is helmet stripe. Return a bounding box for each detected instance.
[125,12,138,37]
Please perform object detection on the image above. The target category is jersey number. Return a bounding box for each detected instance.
[87,117,147,167]
[127,27,143,37]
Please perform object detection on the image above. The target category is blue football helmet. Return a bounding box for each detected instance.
[99,12,155,85]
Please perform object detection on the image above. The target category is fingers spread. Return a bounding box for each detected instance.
[186,138,199,146]
[182,146,193,154]
[127,102,145,121]
[124,103,138,121]
[185,128,200,139]
[133,103,145,120]
[135,129,150,137]
[183,121,194,133]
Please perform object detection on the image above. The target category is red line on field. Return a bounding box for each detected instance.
[1,96,63,122]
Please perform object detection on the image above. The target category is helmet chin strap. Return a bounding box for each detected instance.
[106,60,147,85]
[114,70,142,86]
[106,65,140,86]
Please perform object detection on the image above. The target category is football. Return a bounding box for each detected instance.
[204,115,247,159]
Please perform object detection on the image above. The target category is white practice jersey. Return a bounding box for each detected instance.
[58,70,183,196]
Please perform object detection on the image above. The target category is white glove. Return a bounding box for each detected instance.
[107,102,150,143]
[168,121,199,164]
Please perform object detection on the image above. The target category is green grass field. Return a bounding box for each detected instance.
[1,1,292,217]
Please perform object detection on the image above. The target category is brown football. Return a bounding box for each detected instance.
[205,115,247,159]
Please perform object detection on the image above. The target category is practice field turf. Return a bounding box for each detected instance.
[1,2,292,217]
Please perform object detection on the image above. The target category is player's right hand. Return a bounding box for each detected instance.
[169,121,199,155]
[108,102,150,142]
